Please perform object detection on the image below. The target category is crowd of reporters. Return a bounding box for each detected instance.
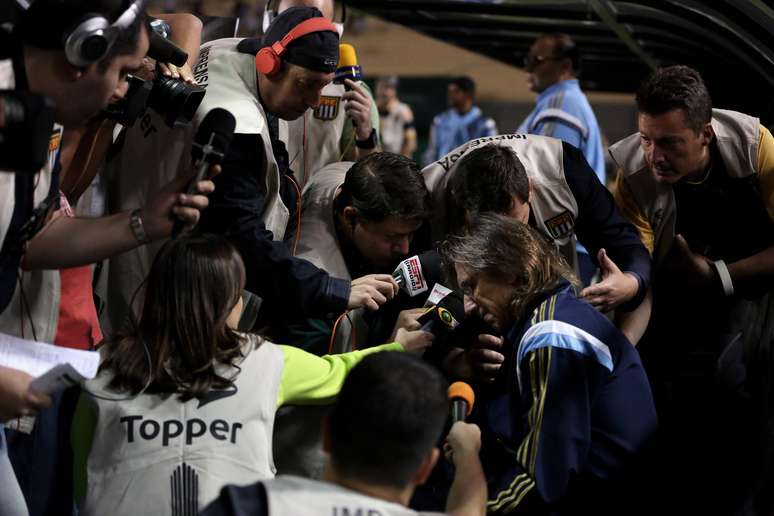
[1,0,773,515]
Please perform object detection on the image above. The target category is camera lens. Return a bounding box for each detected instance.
[148,76,205,128]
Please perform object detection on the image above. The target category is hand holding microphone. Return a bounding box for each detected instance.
[334,43,374,141]
[444,382,481,466]
[172,107,236,238]
[348,273,399,311]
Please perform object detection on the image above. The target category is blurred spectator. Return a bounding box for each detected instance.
[377,75,417,157]
[422,76,497,166]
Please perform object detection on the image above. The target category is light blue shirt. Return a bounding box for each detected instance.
[519,79,605,183]
[423,106,498,166]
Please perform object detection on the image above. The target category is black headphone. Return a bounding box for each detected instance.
[62,0,146,67]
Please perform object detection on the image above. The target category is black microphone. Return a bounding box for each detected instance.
[418,290,464,337]
[392,251,442,298]
[448,381,475,423]
[147,29,188,67]
[173,107,236,237]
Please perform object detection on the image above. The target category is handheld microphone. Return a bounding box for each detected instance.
[448,381,475,423]
[392,251,442,297]
[418,291,464,336]
[333,43,362,89]
[173,107,236,237]
[147,29,188,67]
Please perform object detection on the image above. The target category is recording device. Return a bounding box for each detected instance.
[418,290,464,336]
[448,381,475,423]
[333,43,362,88]
[392,251,442,298]
[173,107,236,236]
[0,90,56,173]
[104,22,205,127]
[102,75,152,127]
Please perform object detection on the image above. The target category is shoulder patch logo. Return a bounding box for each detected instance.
[544,211,575,239]
[314,96,340,121]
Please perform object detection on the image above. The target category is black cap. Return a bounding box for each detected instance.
[260,6,338,73]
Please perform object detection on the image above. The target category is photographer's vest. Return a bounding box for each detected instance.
[263,476,446,516]
[282,82,347,189]
[422,134,580,272]
[106,38,288,332]
[608,109,759,264]
[81,335,285,516]
[0,59,61,343]
[273,162,364,481]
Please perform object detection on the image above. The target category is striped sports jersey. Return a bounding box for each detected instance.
[480,284,657,514]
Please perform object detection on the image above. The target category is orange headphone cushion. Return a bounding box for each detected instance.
[256,16,338,76]
[255,47,281,75]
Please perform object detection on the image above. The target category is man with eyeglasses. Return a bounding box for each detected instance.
[518,33,605,286]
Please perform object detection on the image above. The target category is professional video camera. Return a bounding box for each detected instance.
[105,19,204,128]
[0,90,56,173]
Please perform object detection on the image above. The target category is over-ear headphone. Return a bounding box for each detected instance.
[63,0,146,67]
[255,16,337,76]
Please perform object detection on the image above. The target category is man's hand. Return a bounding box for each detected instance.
[665,234,715,288]
[0,366,52,423]
[579,248,639,312]
[389,307,427,342]
[158,62,196,84]
[444,421,482,465]
[395,328,435,353]
[444,334,505,383]
[140,165,220,240]
[343,79,374,141]
[348,274,398,311]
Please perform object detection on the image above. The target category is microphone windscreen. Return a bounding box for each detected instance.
[192,108,236,164]
[448,381,475,413]
[333,43,362,84]
[338,43,357,67]
[147,30,188,67]
[395,251,441,297]
[417,251,442,290]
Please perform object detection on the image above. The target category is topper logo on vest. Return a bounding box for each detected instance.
[120,415,243,446]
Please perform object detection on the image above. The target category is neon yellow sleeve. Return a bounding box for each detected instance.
[755,125,774,222]
[276,343,403,407]
[71,393,97,504]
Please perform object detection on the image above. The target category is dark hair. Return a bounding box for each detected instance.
[329,353,448,488]
[101,234,247,401]
[19,0,147,71]
[334,152,431,223]
[635,65,712,133]
[449,76,475,95]
[450,144,530,217]
[538,33,579,72]
[441,214,576,321]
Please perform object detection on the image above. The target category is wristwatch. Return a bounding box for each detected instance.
[130,209,151,244]
[355,128,377,150]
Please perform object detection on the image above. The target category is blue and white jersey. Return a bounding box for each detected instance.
[518,79,605,184]
[481,283,657,514]
[422,106,497,166]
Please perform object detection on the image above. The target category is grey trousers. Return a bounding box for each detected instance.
[0,428,28,516]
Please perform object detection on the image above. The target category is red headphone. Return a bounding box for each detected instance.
[255,17,338,76]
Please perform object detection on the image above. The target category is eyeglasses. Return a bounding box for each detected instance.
[523,54,562,70]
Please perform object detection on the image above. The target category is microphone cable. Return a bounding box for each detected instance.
[328,310,357,355]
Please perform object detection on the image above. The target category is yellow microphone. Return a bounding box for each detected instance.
[334,43,362,88]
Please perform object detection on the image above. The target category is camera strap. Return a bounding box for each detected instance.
[0,157,61,312]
